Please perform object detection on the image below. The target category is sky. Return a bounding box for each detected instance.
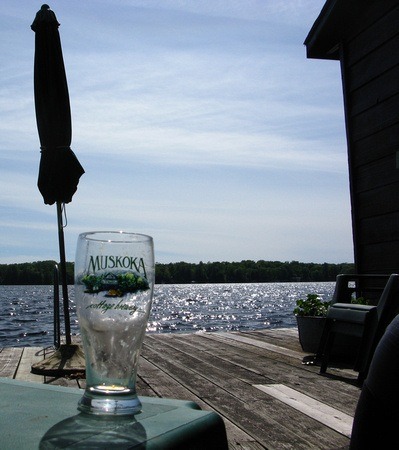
[0,0,354,265]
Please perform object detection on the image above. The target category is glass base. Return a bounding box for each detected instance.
[78,386,142,416]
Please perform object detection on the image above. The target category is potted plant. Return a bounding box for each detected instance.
[294,294,331,353]
[294,294,370,355]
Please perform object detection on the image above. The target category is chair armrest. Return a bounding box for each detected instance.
[327,303,377,324]
[330,303,376,312]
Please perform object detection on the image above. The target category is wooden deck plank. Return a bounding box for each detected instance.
[204,331,305,359]
[142,340,313,449]
[138,355,259,449]
[139,353,211,403]
[154,334,273,384]
[242,328,303,351]
[0,347,23,378]
[142,335,350,449]
[254,384,353,438]
[1,329,360,449]
[201,332,310,368]
[14,347,45,383]
[195,332,359,415]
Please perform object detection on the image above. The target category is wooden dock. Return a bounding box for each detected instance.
[0,328,361,449]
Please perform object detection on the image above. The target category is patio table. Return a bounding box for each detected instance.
[0,378,227,449]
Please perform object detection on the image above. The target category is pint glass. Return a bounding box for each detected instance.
[74,231,155,415]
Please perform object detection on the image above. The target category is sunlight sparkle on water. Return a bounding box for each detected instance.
[0,282,335,346]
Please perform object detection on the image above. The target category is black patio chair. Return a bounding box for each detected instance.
[317,273,399,383]
[350,313,399,448]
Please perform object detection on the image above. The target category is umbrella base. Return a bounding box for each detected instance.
[31,344,86,377]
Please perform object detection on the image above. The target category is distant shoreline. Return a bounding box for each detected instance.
[0,260,354,285]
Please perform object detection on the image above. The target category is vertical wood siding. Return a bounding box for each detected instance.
[343,4,399,273]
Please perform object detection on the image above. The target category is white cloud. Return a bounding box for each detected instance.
[0,0,353,265]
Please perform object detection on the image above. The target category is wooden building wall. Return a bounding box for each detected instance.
[305,0,399,274]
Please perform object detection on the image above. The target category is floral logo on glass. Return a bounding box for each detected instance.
[81,272,150,297]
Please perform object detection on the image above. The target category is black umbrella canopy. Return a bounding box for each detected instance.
[31,5,84,348]
[32,4,84,205]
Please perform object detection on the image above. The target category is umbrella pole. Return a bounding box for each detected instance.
[57,201,72,345]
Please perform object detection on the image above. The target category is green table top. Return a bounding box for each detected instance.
[0,378,227,449]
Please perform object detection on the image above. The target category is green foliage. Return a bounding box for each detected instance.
[155,260,355,284]
[0,260,74,285]
[81,272,149,296]
[81,274,103,292]
[0,260,355,285]
[350,296,370,305]
[293,294,331,317]
[117,272,149,293]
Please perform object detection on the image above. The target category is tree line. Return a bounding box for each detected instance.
[0,260,354,285]
[155,260,354,283]
[0,261,75,285]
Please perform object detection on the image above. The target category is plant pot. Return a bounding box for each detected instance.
[296,315,326,353]
[296,315,360,359]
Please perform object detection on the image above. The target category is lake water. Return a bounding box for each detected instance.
[0,282,335,347]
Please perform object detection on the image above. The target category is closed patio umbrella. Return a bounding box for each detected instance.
[31,4,84,351]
